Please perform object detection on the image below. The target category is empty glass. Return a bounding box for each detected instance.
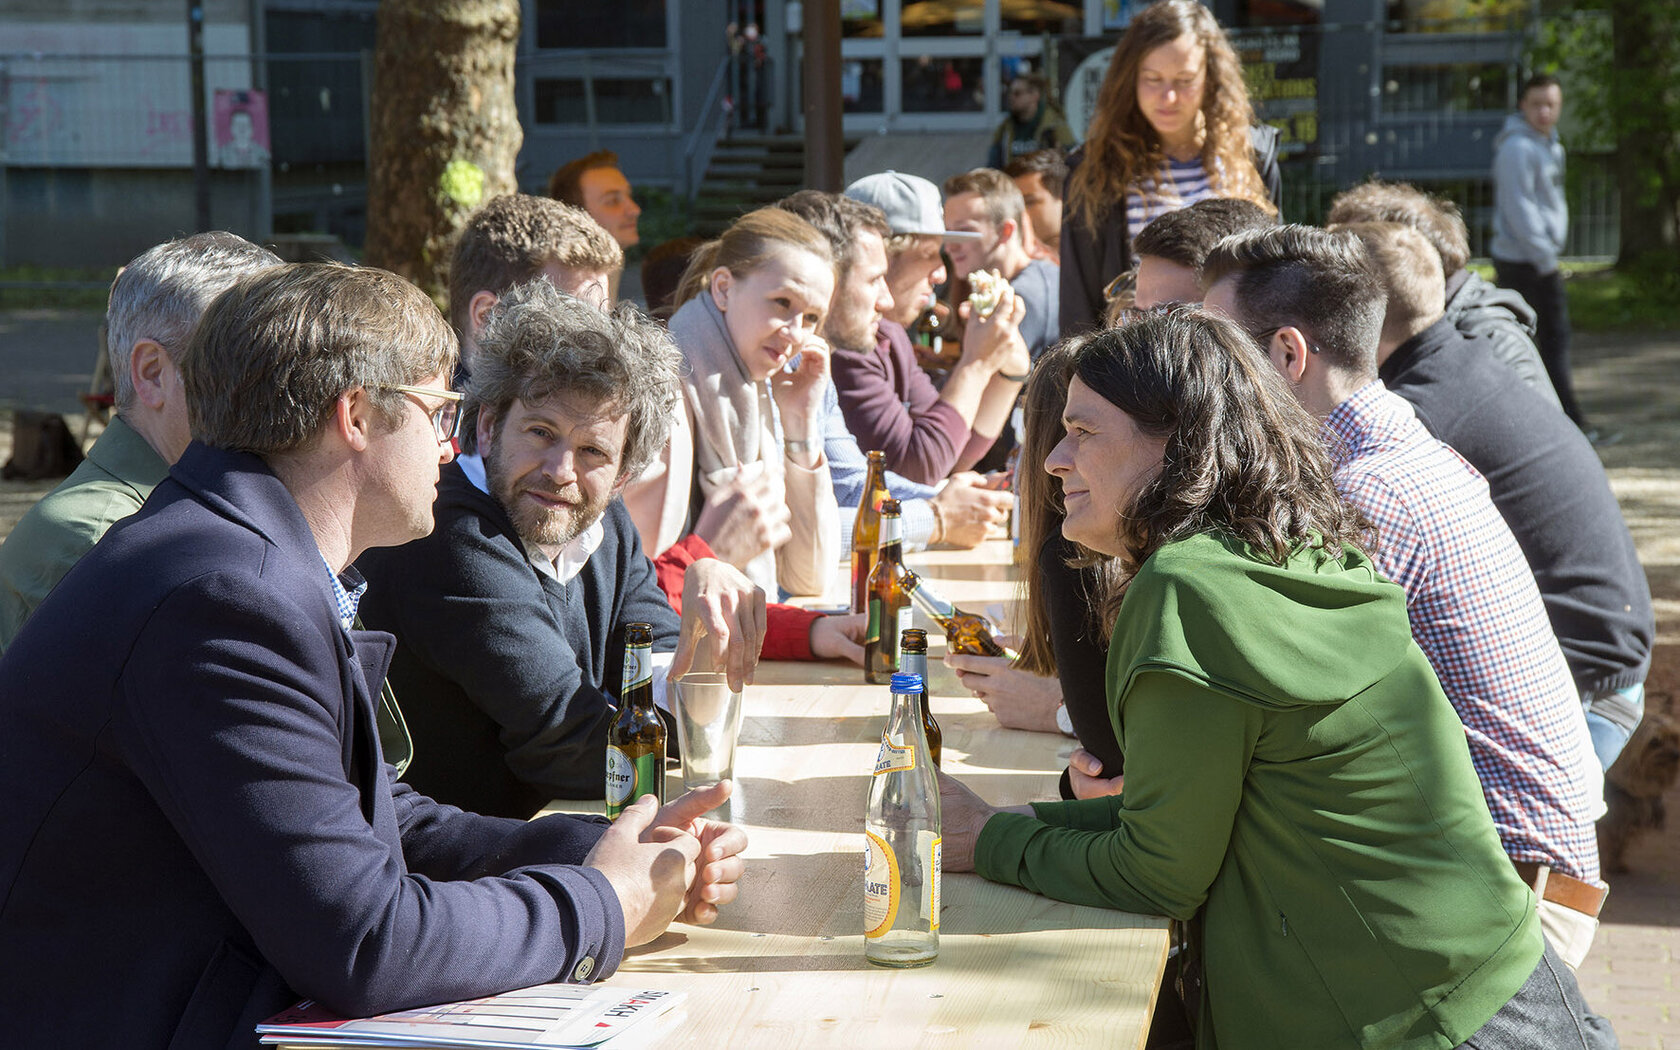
[671,672,743,790]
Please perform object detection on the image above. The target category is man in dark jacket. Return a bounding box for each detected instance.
[1327,178,1560,407]
[359,280,766,817]
[1351,221,1653,771]
[0,263,745,1049]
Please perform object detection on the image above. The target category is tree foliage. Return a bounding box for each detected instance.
[364,0,522,302]
[1535,0,1680,270]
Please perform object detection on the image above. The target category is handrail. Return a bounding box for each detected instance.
[682,55,732,201]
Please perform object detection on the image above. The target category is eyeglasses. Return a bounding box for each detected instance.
[1109,301,1196,327]
[1247,325,1321,355]
[388,384,463,444]
[1101,267,1138,307]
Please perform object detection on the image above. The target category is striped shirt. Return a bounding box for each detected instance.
[1326,382,1602,884]
[1125,157,1217,260]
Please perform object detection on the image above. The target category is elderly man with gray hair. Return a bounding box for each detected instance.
[0,231,281,650]
[358,280,766,819]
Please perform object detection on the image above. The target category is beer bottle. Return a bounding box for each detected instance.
[903,571,1013,658]
[605,622,665,819]
[912,302,943,360]
[899,628,942,768]
[850,450,891,615]
[865,671,940,967]
[864,499,910,685]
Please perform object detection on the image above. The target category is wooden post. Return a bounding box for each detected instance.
[801,0,843,192]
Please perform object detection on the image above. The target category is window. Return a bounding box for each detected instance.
[901,55,984,112]
[901,0,984,38]
[533,78,673,125]
[534,0,667,50]
[841,59,885,113]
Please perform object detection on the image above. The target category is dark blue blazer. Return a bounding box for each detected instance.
[0,443,625,1050]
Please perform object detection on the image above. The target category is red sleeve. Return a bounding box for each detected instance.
[654,534,817,661]
[761,603,819,662]
[653,534,713,610]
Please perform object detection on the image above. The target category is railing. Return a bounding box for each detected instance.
[680,55,733,201]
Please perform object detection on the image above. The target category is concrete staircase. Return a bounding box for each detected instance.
[691,134,810,236]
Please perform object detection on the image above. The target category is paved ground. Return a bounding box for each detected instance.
[1,310,1676,1044]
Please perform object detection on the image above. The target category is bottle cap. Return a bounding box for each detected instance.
[889,672,924,693]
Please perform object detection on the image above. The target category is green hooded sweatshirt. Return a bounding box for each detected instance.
[976,532,1541,1049]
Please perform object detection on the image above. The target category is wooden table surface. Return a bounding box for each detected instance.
[550,541,1169,1048]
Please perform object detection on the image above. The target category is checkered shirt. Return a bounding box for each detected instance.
[322,558,368,632]
[1327,382,1602,884]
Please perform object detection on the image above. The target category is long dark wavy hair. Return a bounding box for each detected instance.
[1068,0,1270,231]
[1011,342,1124,677]
[1070,309,1373,630]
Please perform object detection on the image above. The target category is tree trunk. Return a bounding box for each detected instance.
[1607,0,1680,266]
[365,0,522,301]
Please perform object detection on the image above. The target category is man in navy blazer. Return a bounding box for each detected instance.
[0,263,745,1049]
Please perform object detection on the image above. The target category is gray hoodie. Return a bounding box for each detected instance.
[1491,112,1567,273]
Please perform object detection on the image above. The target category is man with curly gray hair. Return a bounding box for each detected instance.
[358,280,767,818]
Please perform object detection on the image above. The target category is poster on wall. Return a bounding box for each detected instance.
[214,88,270,169]
[1227,26,1320,160]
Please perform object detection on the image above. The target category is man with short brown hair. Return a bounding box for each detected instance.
[942,166,1060,358]
[1327,178,1558,405]
[1004,149,1067,265]
[449,193,622,371]
[548,150,642,250]
[0,262,746,1047]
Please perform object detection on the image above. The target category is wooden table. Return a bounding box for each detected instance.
[552,541,1170,1048]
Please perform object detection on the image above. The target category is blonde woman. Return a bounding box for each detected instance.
[661,208,840,599]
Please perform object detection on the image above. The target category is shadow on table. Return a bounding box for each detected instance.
[740,714,882,747]
[949,723,1080,774]
[730,776,867,832]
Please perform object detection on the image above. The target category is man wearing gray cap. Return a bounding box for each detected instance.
[847,171,973,330]
[839,172,1029,483]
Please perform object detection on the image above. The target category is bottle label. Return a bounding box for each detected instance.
[865,596,881,647]
[604,746,661,816]
[927,835,942,931]
[874,733,916,776]
[863,830,900,939]
[622,644,652,692]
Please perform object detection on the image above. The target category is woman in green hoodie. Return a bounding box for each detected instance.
[938,310,1614,1049]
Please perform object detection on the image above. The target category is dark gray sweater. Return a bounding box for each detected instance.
[1379,317,1652,692]
[358,462,679,818]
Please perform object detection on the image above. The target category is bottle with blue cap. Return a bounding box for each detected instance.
[864,670,941,967]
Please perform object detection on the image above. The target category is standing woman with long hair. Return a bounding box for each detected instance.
[1060,0,1281,334]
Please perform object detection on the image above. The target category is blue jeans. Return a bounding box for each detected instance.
[1457,939,1618,1049]
[1582,681,1645,771]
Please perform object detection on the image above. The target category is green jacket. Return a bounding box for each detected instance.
[0,416,167,652]
[976,532,1540,1050]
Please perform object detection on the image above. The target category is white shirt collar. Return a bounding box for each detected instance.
[457,452,605,585]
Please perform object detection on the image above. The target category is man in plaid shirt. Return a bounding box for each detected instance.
[1203,226,1605,968]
